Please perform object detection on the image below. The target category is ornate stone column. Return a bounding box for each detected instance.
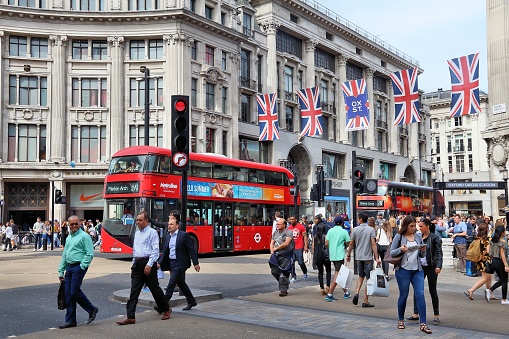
[49,35,67,162]
[259,20,279,94]
[304,39,317,88]
[388,78,399,155]
[337,55,349,143]
[107,36,125,156]
[365,68,375,149]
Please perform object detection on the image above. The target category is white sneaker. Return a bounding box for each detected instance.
[485,289,491,302]
[290,277,297,283]
[501,299,509,305]
[32,249,37,252]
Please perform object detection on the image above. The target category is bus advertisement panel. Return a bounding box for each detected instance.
[101,146,298,255]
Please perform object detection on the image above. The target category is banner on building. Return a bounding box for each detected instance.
[447,53,481,117]
[342,78,370,131]
[297,87,323,138]
[256,93,280,141]
[389,67,421,125]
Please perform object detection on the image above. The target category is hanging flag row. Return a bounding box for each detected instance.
[256,52,481,140]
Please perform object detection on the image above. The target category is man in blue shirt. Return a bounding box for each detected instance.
[57,215,98,329]
[450,214,468,273]
[116,212,171,325]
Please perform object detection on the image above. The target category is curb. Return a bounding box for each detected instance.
[112,288,223,307]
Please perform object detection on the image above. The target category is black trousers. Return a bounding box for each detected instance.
[126,259,169,319]
[165,260,196,305]
[490,257,508,300]
[413,265,439,316]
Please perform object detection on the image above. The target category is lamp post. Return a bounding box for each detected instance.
[140,66,150,146]
[0,191,4,224]
[502,168,508,227]
[431,167,437,216]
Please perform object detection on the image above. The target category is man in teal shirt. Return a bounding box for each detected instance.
[57,215,98,329]
[324,216,351,301]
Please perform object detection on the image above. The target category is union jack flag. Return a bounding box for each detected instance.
[256,93,280,141]
[297,87,323,138]
[448,53,481,117]
[390,67,421,125]
[342,78,370,131]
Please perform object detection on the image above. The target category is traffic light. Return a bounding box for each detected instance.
[310,183,320,201]
[54,189,66,204]
[352,166,366,193]
[171,95,190,171]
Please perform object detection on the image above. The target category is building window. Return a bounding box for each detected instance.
[206,83,215,111]
[9,36,27,57]
[222,87,227,114]
[190,0,195,12]
[205,45,214,65]
[240,94,251,123]
[290,13,298,23]
[240,49,251,86]
[322,152,344,179]
[284,66,293,94]
[314,47,335,72]
[128,0,158,10]
[31,38,48,58]
[375,100,382,121]
[92,40,108,60]
[129,77,163,107]
[205,5,213,19]
[149,39,163,59]
[258,55,263,92]
[454,116,462,126]
[467,133,472,151]
[191,125,197,152]
[356,47,362,55]
[448,156,453,173]
[9,0,47,8]
[468,154,473,172]
[322,115,329,140]
[71,125,106,163]
[454,134,464,152]
[243,13,252,36]
[377,131,384,151]
[72,78,107,107]
[286,106,293,133]
[191,78,197,107]
[206,128,215,153]
[130,40,145,60]
[8,124,46,162]
[191,41,197,60]
[320,79,328,105]
[221,12,226,25]
[221,51,227,70]
[326,32,333,41]
[276,30,302,59]
[373,75,387,93]
[72,40,89,60]
[456,155,465,173]
[71,0,106,10]
[240,138,268,163]
[129,125,163,146]
[9,75,47,106]
[346,62,363,81]
[222,131,228,156]
[447,135,452,153]
[435,136,440,154]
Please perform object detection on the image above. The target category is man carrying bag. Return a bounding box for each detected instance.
[269,218,294,297]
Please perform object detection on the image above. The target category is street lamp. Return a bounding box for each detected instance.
[431,167,437,216]
[502,168,508,227]
[0,191,4,224]
[140,66,150,146]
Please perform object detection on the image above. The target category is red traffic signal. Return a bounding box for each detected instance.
[174,99,187,112]
[352,166,366,193]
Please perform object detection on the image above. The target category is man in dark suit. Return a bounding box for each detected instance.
[158,217,200,311]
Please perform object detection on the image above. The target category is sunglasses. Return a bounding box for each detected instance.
[69,223,79,226]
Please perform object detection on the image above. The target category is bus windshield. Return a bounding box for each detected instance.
[108,155,147,174]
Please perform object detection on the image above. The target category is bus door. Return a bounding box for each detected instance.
[213,202,233,250]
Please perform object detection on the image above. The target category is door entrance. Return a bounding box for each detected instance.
[213,202,233,250]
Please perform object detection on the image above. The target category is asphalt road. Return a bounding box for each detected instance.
[1,249,508,338]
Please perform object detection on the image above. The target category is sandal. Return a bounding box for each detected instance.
[397,320,405,329]
[420,323,432,334]
[406,315,419,320]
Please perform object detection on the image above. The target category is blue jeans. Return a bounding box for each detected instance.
[64,264,95,324]
[291,249,308,278]
[34,233,42,249]
[395,268,426,323]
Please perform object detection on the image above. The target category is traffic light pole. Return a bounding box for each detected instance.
[51,181,55,251]
[351,151,357,229]
[181,170,188,232]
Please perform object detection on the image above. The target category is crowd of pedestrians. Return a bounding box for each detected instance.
[270,211,508,335]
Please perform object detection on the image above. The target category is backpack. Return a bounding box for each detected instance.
[466,239,482,262]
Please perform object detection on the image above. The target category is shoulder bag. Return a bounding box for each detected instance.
[383,234,403,266]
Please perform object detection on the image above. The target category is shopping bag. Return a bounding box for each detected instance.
[303,250,312,265]
[335,264,353,289]
[367,267,389,297]
[57,280,66,310]
[157,268,164,279]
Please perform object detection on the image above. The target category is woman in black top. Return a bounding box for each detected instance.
[313,223,331,295]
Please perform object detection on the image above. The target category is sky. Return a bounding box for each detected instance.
[325,0,488,93]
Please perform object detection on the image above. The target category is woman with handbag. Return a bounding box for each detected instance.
[485,225,509,304]
[313,223,331,295]
[465,223,494,300]
[376,221,392,281]
[407,218,443,325]
[390,215,431,334]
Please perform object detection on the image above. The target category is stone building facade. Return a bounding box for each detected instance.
[0,0,432,224]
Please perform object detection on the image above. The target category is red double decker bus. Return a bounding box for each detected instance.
[101,146,299,254]
[356,180,445,218]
